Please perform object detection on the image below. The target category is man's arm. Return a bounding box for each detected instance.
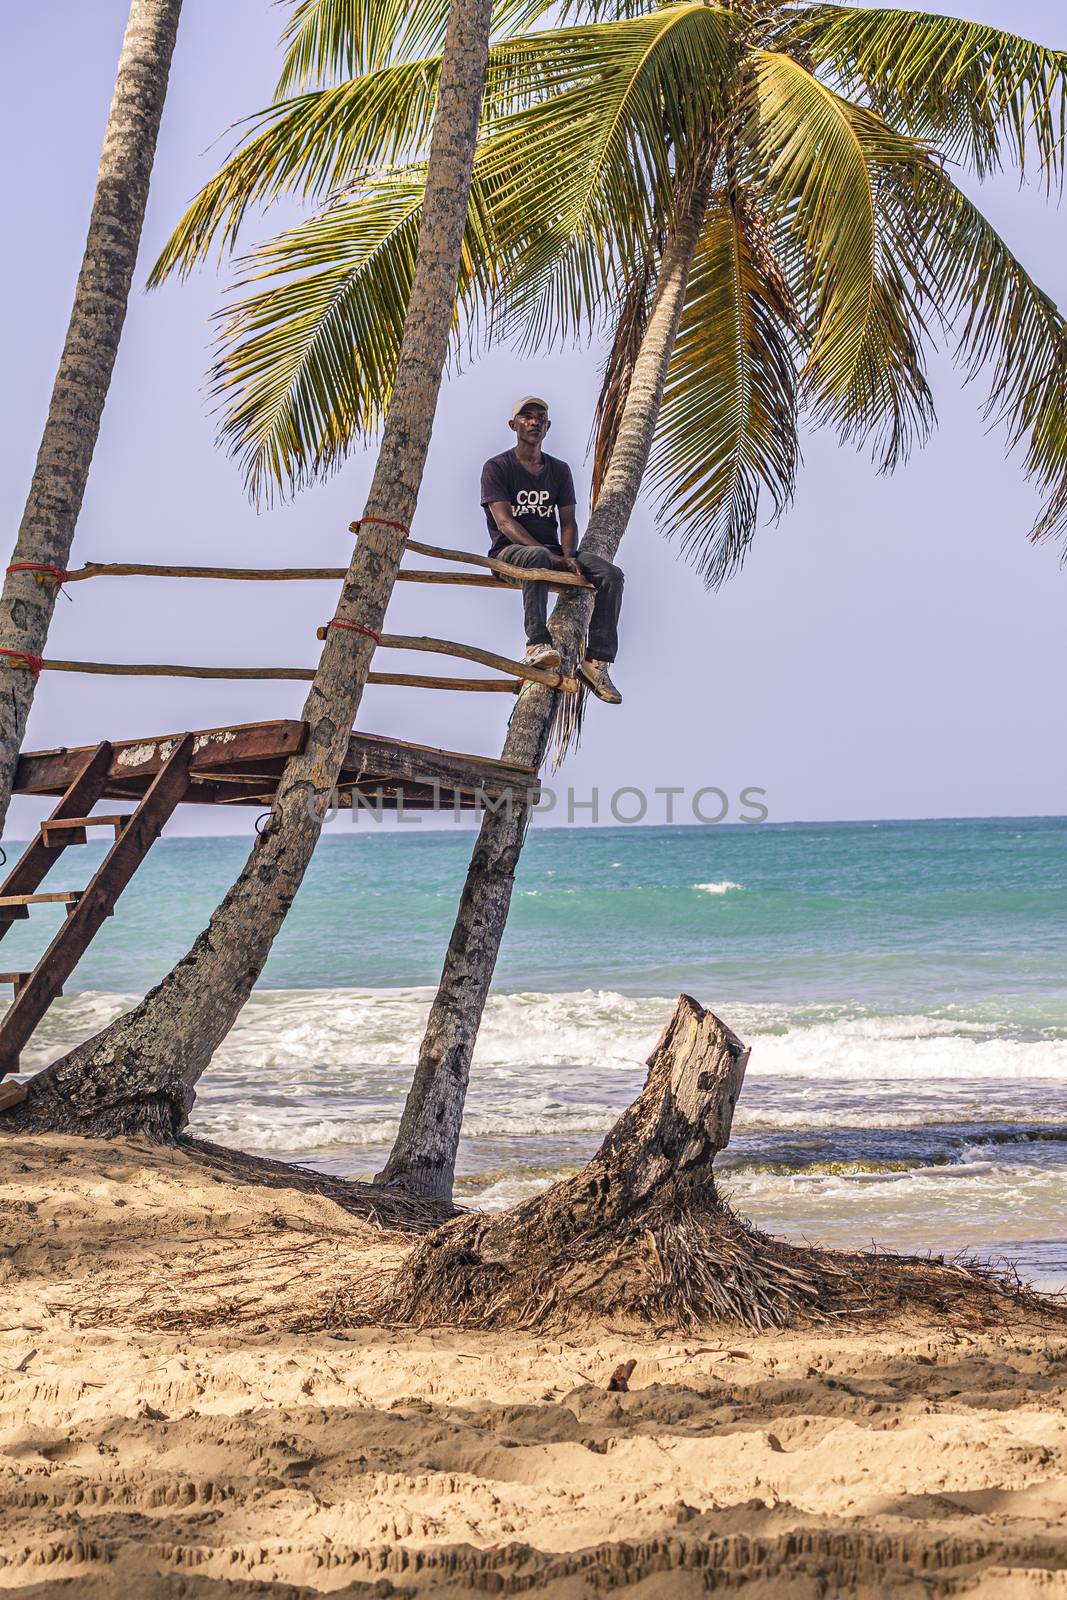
[488,501,574,569]
[487,501,550,549]
[558,505,581,573]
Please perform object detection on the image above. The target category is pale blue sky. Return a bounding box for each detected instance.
[3,0,1065,835]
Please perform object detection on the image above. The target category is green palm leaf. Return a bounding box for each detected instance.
[210,174,494,499]
[913,165,1067,545]
[486,4,741,346]
[149,67,443,283]
[747,50,933,462]
[276,0,439,83]
[788,4,1067,184]
[275,0,557,89]
[648,187,802,585]
[151,8,738,291]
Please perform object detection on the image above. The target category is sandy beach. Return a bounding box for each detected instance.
[2,1134,1066,1597]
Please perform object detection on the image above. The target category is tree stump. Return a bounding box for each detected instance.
[379,995,837,1330]
[348,998,1063,1335]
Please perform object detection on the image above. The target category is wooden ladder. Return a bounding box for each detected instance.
[0,734,194,1078]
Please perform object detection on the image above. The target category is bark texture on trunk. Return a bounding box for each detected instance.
[0,0,184,841]
[377,995,831,1330]
[4,0,494,1139]
[377,167,715,1200]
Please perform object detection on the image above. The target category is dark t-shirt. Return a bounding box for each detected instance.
[480,449,577,556]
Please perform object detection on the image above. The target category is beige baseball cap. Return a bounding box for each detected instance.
[511,395,549,420]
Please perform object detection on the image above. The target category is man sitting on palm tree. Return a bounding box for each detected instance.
[481,397,623,704]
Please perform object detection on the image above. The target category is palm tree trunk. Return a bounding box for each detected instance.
[377,162,714,1199]
[6,0,494,1140]
[0,0,183,841]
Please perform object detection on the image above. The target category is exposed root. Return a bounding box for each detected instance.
[179,1137,456,1234]
[326,996,1067,1335]
[346,1189,1061,1335]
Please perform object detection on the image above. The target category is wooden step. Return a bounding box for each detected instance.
[0,733,194,1078]
[40,814,128,848]
[0,971,59,999]
[0,891,83,921]
[0,1079,28,1112]
[0,742,112,948]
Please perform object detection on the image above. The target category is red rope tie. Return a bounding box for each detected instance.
[0,647,44,676]
[350,516,411,538]
[325,619,381,644]
[7,563,70,585]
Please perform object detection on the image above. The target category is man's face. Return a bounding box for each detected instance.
[510,405,550,446]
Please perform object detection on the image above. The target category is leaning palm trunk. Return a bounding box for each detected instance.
[0,0,183,841]
[7,0,494,1139]
[378,162,714,1199]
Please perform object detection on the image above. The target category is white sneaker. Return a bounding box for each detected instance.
[579,658,622,704]
[524,643,561,669]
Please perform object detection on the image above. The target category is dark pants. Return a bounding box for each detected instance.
[493,542,624,663]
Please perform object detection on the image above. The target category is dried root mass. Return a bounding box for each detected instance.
[357,996,1062,1334]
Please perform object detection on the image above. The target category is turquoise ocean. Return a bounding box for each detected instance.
[6,815,1066,1291]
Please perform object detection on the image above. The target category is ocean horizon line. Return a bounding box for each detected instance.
[4,809,1066,847]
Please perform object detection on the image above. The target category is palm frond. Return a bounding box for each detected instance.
[152,8,737,290]
[149,66,442,283]
[184,6,742,502]
[913,164,1067,546]
[648,187,802,585]
[275,0,436,83]
[275,0,557,90]
[486,4,742,347]
[210,174,495,500]
[808,162,936,471]
[786,4,1067,185]
[748,50,934,463]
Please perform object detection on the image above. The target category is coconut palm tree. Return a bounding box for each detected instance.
[9,0,497,1136]
[0,0,184,840]
[146,2,1067,557]
[16,2,1067,1153]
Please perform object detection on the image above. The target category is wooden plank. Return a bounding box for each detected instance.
[37,661,535,693]
[0,892,82,909]
[317,628,578,693]
[397,569,574,593]
[14,720,306,798]
[42,659,317,681]
[63,562,573,593]
[392,534,594,589]
[65,562,349,583]
[0,735,194,1078]
[40,815,128,846]
[348,730,538,777]
[183,782,282,807]
[342,732,540,803]
[36,656,563,694]
[13,722,538,812]
[0,742,112,942]
[367,672,520,692]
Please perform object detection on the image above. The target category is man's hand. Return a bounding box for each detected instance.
[552,553,582,576]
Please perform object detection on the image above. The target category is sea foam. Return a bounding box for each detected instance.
[22,987,1067,1084]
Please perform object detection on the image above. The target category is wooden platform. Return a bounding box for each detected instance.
[13,720,540,810]
[0,722,540,1077]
